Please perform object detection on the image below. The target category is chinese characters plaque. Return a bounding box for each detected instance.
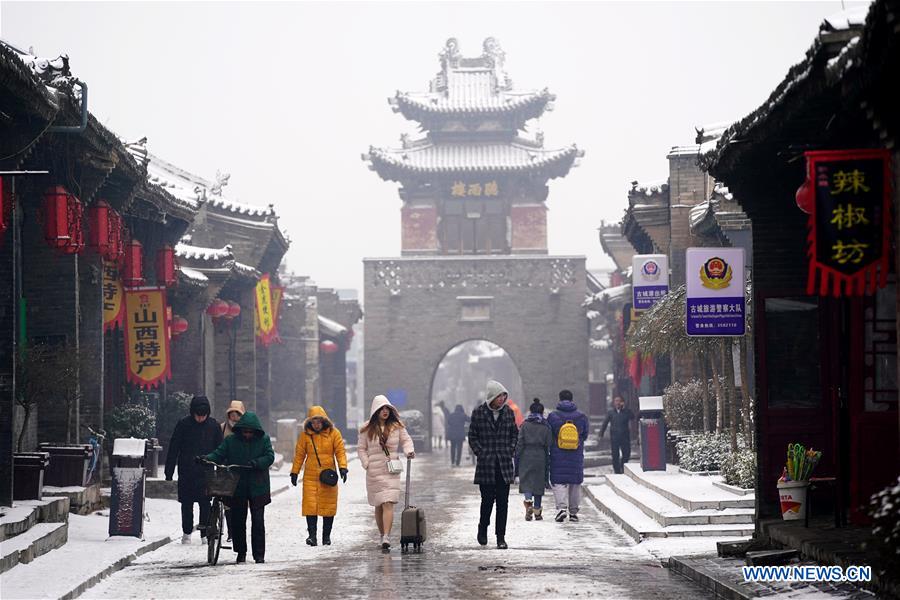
[686,247,746,337]
[124,287,171,389]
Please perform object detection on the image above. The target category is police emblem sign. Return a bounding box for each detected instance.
[686,247,745,337]
[632,254,669,311]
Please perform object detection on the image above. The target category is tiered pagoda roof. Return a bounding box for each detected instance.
[366,37,582,183]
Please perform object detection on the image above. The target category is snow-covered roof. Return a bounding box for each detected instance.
[178,265,209,284]
[821,4,870,31]
[629,179,668,197]
[233,262,260,278]
[667,145,700,158]
[175,243,233,262]
[689,201,712,229]
[207,195,274,218]
[146,154,204,210]
[585,283,631,306]
[318,314,348,337]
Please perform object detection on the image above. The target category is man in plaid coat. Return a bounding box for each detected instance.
[468,380,518,549]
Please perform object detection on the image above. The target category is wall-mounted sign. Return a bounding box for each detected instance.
[801,149,891,296]
[450,180,500,197]
[102,260,124,331]
[124,287,172,389]
[632,254,668,312]
[686,247,745,337]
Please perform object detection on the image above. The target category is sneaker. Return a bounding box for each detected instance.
[568,513,579,522]
[555,510,567,522]
[381,536,390,550]
[181,534,191,544]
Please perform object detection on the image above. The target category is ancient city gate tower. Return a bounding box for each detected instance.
[363,38,588,445]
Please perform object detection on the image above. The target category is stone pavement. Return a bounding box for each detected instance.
[87,452,713,599]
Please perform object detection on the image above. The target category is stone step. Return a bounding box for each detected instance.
[0,522,68,574]
[42,484,102,515]
[624,463,755,511]
[605,474,754,527]
[585,484,756,542]
[0,498,70,542]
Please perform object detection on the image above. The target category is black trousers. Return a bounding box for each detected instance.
[230,498,265,560]
[611,435,631,474]
[306,515,334,539]
[450,440,464,466]
[181,499,211,535]
[478,470,510,538]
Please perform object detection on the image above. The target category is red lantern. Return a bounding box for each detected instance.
[156,245,177,287]
[795,174,813,215]
[122,239,144,287]
[42,185,84,253]
[88,200,110,255]
[320,340,339,354]
[226,301,241,319]
[172,316,189,335]
[107,210,125,263]
[206,299,229,318]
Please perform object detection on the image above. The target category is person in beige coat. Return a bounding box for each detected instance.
[358,395,415,550]
[221,400,246,437]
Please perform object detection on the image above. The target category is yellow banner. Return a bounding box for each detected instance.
[102,260,124,331]
[256,274,275,339]
[124,287,171,389]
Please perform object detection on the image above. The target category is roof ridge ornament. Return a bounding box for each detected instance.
[209,170,230,196]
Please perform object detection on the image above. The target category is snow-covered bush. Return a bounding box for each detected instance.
[105,403,156,442]
[662,379,718,432]
[721,449,756,489]
[676,432,735,472]
[870,476,900,579]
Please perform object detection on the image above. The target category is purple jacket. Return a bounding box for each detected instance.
[547,400,589,485]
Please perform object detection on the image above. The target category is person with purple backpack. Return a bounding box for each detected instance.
[547,389,589,522]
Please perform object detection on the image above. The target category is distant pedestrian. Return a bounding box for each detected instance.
[547,390,589,522]
[468,380,518,549]
[432,403,446,449]
[164,395,223,545]
[221,400,246,438]
[601,396,635,475]
[290,406,348,547]
[446,404,469,467]
[517,399,552,521]
[358,395,415,550]
[205,411,275,564]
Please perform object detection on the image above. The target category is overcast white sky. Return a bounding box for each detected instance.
[1,1,866,293]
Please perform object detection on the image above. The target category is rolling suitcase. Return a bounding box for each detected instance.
[400,457,426,552]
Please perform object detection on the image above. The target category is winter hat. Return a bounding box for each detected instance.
[190,395,211,416]
[225,400,246,418]
[559,389,574,402]
[485,380,509,407]
[369,395,398,419]
[529,399,544,414]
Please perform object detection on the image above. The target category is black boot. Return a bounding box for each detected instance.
[236,553,246,563]
[322,516,333,545]
[477,524,488,546]
[306,516,318,546]
[497,537,508,550]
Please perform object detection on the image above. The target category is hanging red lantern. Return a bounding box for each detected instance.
[795,174,813,215]
[122,239,144,287]
[226,301,241,319]
[206,299,229,318]
[88,200,110,255]
[172,315,189,335]
[155,244,177,287]
[42,185,84,253]
[106,210,125,263]
[320,340,339,354]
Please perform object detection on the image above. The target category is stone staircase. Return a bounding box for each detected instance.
[0,497,70,574]
[585,462,755,541]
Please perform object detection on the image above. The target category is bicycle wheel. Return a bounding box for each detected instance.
[207,500,222,565]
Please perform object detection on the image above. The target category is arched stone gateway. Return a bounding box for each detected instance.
[362,38,588,450]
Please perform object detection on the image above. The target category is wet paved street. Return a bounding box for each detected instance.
[88,452,713,599]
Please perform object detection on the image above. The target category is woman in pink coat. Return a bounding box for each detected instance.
[358,395,415,550]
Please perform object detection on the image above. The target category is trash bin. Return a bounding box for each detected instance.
[638,396,667,471]
[38,443,94,487]
[13,452,50,501]
[109,438,147,538]
[144,438,163,479]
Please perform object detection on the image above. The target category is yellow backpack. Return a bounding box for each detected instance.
[557,421,580,450]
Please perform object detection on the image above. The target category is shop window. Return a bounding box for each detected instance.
[765,297,821,409]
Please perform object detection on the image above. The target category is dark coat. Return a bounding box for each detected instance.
[547,400,589,485]
[516,417,551,494]
[445,406,469,442]
[601,407,635,441]
[468,403,518,485]
[164,396,223,503]
[206,412,275,507]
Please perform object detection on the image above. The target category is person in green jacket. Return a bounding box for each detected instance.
[205,411,274,564]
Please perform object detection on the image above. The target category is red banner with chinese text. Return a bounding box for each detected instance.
[123,287,172,389]
[102,260,125,331]
[801,149,892,296]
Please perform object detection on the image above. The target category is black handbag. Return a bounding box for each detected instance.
[309,434,339,487]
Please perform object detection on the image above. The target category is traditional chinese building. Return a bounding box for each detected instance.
[363,38,588,447]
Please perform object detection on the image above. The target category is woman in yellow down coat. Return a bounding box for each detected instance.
[290,406,348,546]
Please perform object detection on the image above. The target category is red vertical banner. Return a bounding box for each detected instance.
[123,287,172,389]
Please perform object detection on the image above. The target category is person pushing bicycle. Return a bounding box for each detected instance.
[204,411,274,564]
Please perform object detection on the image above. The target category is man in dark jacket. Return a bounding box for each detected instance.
[547,390,589,522]
[164,395,223,544]
[206,411,274,564]
[445,404,469,467]
[601,396,635,474]
[468,380,518,549]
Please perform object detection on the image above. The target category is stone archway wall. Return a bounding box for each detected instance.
[363,255,588,450]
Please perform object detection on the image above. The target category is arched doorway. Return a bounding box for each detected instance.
[428,340,525,447]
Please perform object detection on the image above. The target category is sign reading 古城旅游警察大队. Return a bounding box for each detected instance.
[685,247,745,337]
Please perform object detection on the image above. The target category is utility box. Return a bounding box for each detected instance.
[38,443,93,487]
[639,396,667,471]
[109,438,146,538]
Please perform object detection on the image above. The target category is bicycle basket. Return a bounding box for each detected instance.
[204,467,241,497]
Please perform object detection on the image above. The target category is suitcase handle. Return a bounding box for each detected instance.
[404,456,412,509]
